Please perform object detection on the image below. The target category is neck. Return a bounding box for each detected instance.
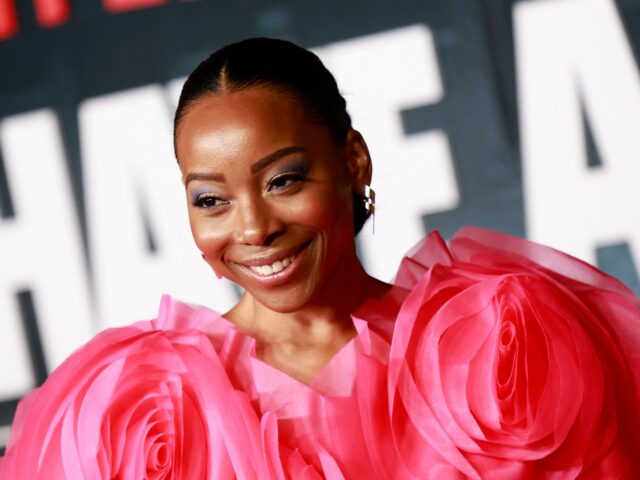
[226,247,390,382]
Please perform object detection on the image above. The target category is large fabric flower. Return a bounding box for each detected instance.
[389,228,640,479]
[0,296,282,479]
[0,295,348,480]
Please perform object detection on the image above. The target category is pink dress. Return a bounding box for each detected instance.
[1,228,639,479]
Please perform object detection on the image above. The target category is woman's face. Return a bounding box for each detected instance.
[175,87,368,312]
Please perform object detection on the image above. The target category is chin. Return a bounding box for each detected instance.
[250,284,317,313]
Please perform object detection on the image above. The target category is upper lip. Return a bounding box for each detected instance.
[230,241,309,267]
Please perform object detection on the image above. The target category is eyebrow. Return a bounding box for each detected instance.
[250,146,306,173]
[184,146,306,186]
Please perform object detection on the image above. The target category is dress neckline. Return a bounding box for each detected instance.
[205,282,410,399]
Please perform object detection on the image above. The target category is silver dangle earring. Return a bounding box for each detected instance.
[363,185,376,234]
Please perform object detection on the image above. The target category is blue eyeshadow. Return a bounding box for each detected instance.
[190,187,214,204]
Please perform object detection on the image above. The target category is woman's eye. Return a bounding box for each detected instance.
[193,194,228,209]
[268,173,304,191]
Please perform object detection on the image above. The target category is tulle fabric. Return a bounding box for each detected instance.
[1,228,639,479]
[390,228,640,479]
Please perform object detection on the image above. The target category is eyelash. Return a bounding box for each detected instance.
[193,193,228,210]
[267,171,306,191]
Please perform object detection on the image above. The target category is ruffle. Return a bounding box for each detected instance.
[2,228,639,479]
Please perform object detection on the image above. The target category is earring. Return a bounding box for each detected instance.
[363,185,375,233]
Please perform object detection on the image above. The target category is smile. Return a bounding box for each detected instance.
[248,253,297,276]
[234,241,310,286]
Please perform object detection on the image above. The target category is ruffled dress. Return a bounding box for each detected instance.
[1,228,639,479]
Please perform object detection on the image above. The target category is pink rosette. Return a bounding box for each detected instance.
[0,296,282,480]
[260,411,347,480]
[389,228,640,479]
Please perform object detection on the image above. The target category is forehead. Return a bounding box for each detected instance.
[175,87,332,170]
[179,88,306,142]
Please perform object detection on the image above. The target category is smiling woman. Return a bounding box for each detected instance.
[173,40,391,383]
[177,88,388,381]
[2,38,640,480]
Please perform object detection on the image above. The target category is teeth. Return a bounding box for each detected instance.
[249,254,296,276]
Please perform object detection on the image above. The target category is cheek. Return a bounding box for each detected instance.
[283,183,353,231]
[189,214,228,262]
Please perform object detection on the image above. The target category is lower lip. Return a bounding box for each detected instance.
[236,243,309,287]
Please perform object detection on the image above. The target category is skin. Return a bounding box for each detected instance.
[175,86,390,384]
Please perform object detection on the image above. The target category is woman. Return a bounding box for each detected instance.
[1,38,639,479]
[174,37,393,384]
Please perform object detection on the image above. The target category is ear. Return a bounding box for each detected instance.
[344,129,372,194]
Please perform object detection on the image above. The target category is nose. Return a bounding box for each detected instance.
[232,195,284,246]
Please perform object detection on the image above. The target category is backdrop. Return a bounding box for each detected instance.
[1,0,639,453]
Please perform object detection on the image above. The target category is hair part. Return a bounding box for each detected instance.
[174,37,371,234]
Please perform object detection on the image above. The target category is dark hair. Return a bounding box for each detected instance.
[174,37,371,234]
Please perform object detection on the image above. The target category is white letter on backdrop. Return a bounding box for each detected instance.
[315,25,459,280]
[515,0,640,265]
[80,86,237,328]
[0,110,93,399]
